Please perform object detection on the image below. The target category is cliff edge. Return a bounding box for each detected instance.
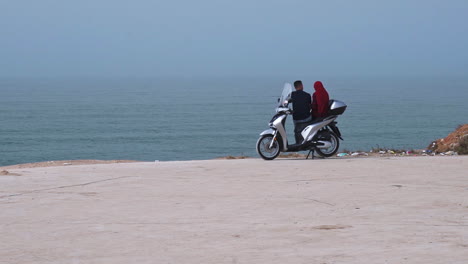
[428,124,468,154]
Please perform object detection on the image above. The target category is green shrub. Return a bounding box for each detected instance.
[455,136,468,155]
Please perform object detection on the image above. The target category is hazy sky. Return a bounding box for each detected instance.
[1,0,467,78]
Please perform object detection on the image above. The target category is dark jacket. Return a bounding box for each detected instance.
[291,90,312,120]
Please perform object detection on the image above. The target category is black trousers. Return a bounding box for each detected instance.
[293,116,312,144]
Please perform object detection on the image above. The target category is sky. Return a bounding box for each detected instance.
[1,0,467,78]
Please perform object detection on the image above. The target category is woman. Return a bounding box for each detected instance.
[311,81,330,119]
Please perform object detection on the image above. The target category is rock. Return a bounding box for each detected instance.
[428,124,468,153]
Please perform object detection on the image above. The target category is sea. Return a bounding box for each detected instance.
[1,76,467,166]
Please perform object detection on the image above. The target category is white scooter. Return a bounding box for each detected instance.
[256,83,347,160]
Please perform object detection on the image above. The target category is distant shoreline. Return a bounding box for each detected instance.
[1,151,462,171]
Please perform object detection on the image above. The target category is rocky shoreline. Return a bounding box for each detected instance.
[337,124,467,158]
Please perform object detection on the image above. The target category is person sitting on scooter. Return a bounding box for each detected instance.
[291,80,312,144]
[312,81,330,119]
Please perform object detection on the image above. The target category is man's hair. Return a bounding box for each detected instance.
[294,80,303,89]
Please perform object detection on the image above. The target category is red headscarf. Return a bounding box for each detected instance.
[312,81,330,118]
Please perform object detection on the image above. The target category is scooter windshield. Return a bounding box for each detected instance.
[278,83,293,107]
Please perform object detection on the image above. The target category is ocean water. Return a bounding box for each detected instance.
[1,77,467,166]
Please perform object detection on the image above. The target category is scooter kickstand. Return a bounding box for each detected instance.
[306,149,315,160]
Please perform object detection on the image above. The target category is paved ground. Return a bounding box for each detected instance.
[1,156,467,264]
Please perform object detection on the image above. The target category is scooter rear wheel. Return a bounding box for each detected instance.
[256,135,281,160]
[315,132,340,157]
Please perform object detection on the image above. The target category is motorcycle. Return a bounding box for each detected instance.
[256,83,347,160]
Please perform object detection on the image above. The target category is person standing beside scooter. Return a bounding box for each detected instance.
[290,80,312,144]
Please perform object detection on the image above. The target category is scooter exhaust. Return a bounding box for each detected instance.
[316,141,332,149]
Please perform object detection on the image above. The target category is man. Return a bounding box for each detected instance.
[290,80,312,144]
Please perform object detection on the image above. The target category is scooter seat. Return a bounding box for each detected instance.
[311,117,325,124]
[311,115,336,124]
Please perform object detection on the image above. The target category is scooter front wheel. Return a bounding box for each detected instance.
[256,135,281,160]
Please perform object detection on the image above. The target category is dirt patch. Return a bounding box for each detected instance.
[217,156,249,160]
[79,192,98,196]
[0,170,21,176]
[313,225,352,230]
[0,160,139,170]
[279,153,307,158]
